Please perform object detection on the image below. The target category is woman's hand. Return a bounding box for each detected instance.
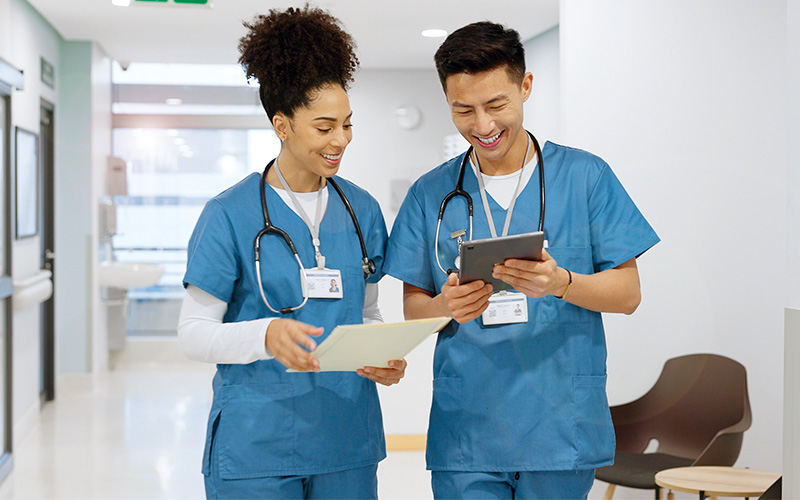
[265,319,323,372]
[358,359,408,386]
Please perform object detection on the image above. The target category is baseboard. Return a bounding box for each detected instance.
[12,400,40,451]
[386,434,426,451]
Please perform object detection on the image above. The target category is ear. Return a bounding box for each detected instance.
[272,113,288,141]
[520,72,534,103]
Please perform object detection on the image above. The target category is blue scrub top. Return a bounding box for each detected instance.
[184,172,389,479]
[384,142,659,472]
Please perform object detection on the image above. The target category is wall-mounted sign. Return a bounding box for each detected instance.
[40,57,54,89]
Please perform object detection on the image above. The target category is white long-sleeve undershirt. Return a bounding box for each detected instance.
[177,182,383,364]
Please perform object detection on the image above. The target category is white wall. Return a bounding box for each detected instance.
[785,0,799,497]
[560,1,787,496]
[5,0,61,449]
[523,26,561,146]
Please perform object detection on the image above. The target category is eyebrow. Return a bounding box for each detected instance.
[312,112,353,122]
[451,94,509,108]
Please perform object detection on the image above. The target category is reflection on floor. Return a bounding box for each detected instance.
[0,345,433,500]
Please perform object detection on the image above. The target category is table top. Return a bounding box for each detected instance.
[655,466,781,497]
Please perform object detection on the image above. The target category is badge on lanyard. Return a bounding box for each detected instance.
[303,269,344,299]
[482,291,528,325]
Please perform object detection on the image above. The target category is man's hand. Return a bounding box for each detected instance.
[266,319,323,372]
[492,248,568,298]
[439,272,493,323]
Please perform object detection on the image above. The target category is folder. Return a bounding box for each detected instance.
[288,317,451,372]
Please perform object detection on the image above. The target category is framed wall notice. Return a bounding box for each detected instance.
[15,127,38,239]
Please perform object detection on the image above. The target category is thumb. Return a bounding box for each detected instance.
[447,271,459,286]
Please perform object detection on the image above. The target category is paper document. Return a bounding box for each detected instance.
[288,317,451,372]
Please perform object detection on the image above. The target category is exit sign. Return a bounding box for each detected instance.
[134,0,210,5]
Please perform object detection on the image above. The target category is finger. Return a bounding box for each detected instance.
[357,368,399,386]
[449,284,493,311]
[361,366,405,380]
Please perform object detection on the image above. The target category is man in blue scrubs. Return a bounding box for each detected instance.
[384,22,659,499]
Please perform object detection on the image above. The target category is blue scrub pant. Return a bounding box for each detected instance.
[431,469,594,500]
[204,462,378,500]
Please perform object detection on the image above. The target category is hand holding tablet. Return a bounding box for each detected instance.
[458,231,545,291]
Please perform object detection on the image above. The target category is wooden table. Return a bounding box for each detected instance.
[655,466,781,499]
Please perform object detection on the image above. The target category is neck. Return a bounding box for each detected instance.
[267,154,324,193]
[476,131,533,176]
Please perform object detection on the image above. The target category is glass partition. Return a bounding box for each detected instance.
[111,128,280,335]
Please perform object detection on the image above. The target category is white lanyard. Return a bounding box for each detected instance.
[274,162,328,269]
[471,136,533,238]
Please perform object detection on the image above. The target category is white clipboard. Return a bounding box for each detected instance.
[287,317,451,372]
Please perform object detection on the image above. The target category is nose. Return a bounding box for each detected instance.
[331,126,351,148]
[473,108,496,136]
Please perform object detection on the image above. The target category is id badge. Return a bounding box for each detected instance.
[482,292,528,325]
[304,269,343,299]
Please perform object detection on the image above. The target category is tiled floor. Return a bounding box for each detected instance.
[0,348,433,500]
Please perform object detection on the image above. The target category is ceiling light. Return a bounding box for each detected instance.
[421,29,447,38]
[111,0,131,6]
[165,98,183,106]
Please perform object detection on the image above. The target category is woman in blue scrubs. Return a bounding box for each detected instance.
[384,22,659,500]
[177,6,405,499]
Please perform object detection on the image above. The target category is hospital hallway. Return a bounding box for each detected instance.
[0,339,433,500]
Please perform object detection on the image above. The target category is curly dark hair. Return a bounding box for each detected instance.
[434,21,525,92]
[238,5,359,120]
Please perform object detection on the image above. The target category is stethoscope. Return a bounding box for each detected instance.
[434,131,545,275]
[254,158,376,315]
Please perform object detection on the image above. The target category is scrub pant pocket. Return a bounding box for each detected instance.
[431,469,594,500]
[205,460,378,500]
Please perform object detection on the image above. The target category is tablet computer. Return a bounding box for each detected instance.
[458,231,545,291]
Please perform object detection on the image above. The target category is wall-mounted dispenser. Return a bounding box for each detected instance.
[107,156,128,197]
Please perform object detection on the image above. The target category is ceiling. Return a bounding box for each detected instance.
[25,0,559,69]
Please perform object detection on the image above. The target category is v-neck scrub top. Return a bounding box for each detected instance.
[184,172,389,479]
[384,142,659,472]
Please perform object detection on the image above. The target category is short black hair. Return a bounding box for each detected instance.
[434,21,525,91]
[238,5,358,120]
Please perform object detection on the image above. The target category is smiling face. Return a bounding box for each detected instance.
[272,84,353,192]
[444,66,533,175]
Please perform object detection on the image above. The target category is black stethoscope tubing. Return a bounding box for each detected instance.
[254,159,376,314]
[435,131,545,275]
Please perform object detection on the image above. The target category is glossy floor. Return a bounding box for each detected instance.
[0,353,433,500]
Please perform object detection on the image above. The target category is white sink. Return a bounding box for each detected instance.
[98,262,164,289]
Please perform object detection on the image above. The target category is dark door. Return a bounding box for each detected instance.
[39,100,54,402]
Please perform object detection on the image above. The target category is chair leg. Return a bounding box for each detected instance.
[655,487,661,500]
[602,484,616,500]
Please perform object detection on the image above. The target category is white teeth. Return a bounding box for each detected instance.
[478,132,501,144]
[322,153,342,160]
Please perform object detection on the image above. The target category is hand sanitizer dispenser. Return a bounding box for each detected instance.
[107,156,128,197]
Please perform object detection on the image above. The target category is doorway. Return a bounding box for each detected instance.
[39,100,55,403]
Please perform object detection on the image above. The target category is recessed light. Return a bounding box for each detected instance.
[165,98,183,106]
[111,0,131,6]
[421,29,447,38]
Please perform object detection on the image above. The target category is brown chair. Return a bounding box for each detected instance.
[595,353,752,500]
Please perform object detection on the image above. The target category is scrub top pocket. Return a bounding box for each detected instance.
[216,383,295,479]
[572,375,615,466]
[427,377,463,468]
